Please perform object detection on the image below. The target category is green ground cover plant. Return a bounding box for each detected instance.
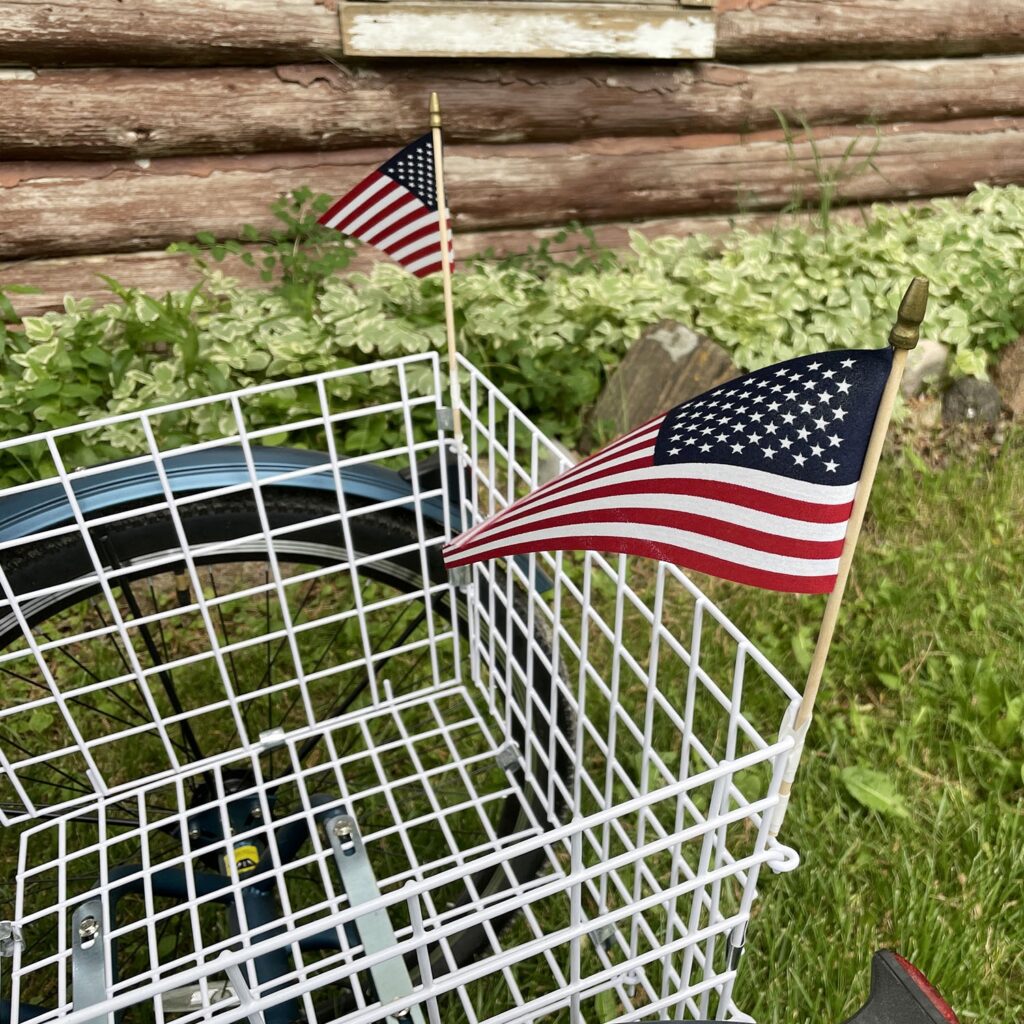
[1,183,1023,485]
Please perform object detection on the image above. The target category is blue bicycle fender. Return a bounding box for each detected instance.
[0,447,452,543]
[0,447,553,591]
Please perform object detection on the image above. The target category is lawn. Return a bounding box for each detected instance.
[711,416,1024,1022]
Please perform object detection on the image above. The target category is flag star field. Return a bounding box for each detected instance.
[380,138,438,210]
[654,348,892,487]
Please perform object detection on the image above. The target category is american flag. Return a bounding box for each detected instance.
[318,134,453,278]
[443,348,894,593]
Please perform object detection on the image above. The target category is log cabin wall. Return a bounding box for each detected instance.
[1,0,1023,316]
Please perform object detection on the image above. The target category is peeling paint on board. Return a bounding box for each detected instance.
[715,0,779,11]
[341,4,716,59]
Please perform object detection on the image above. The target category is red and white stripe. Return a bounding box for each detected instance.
[443,415,860,593]
[319,171,453,278]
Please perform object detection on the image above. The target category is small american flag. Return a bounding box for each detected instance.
[443,348,893,593]
[318,134,453,278]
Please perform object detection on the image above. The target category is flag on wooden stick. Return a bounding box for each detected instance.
[318,134,454,277]
[443,347,895,593]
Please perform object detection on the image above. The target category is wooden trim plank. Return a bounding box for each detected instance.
[339,2,715,59]
[3,57,1024,159]
[1,120,1021,260]
[361,0,716,6]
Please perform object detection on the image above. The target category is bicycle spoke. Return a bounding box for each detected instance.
[0,803,141,828]
[149,578,174,664]
[5,756,180,823]
[251,576,323,699]
[100,543,206,767]
[279,615,359,748]
[0,492,554,1012]
[272,617,354,733]
[208,568,243,699]
[42,635,199,752]
[0,661,165,748]
[11,771,97,798]
[377,643,431,698]
[91,597,183,741]
[294,607,430,768]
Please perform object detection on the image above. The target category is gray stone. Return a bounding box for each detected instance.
[582,321,736,452]
[900,338,948,398]
[941,377,1002,425]
[537,438,577,486]
[995,334,1024,419]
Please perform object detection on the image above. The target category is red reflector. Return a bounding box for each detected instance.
[891,953,960,1024]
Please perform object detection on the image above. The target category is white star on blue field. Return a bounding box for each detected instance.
[381,134,437,210]
[654,349,893,487]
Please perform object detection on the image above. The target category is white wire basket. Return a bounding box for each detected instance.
[0,352,802,1024]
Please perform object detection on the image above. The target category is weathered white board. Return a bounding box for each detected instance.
[359,0,716,6]
[340,2,717,58]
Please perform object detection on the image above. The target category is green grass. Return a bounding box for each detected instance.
[708,420,1024,1022]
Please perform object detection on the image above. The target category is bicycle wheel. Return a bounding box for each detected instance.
[0,488,572,1016]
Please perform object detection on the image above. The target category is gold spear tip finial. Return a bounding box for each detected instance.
[888,277,929,351]
[430,92,441,128]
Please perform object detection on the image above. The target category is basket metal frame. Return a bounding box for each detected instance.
[0,353,801,1024]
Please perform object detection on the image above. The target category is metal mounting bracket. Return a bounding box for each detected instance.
[726,920,747,972]
[0,922,23,958]
[437,406,456,434]
[495,742,522,773]
[590,922,617,950]
[258,726,288,749]
[447,564,471,589]
[72,900,110,1024]
[324,813,425,1024]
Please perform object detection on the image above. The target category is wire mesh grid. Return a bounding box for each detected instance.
[0,352,802,1023]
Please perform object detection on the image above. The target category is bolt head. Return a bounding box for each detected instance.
[78,915,99,941]
[332,819,352,838]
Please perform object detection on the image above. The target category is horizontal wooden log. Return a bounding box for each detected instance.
[1,0,1023,65]
[0,205,902,319]
[716,0,1024,62]
[4,56,1024,159]
[0,119,1021,261]
[0,0,339,66]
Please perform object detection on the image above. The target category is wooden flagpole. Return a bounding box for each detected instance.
[771,277,929,836]
[429,92,462,443]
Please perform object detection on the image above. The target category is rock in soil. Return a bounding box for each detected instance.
[941,377,1002,425]
[901,338,948,398]
[995,334,1024,419]
[582,321,736,452]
